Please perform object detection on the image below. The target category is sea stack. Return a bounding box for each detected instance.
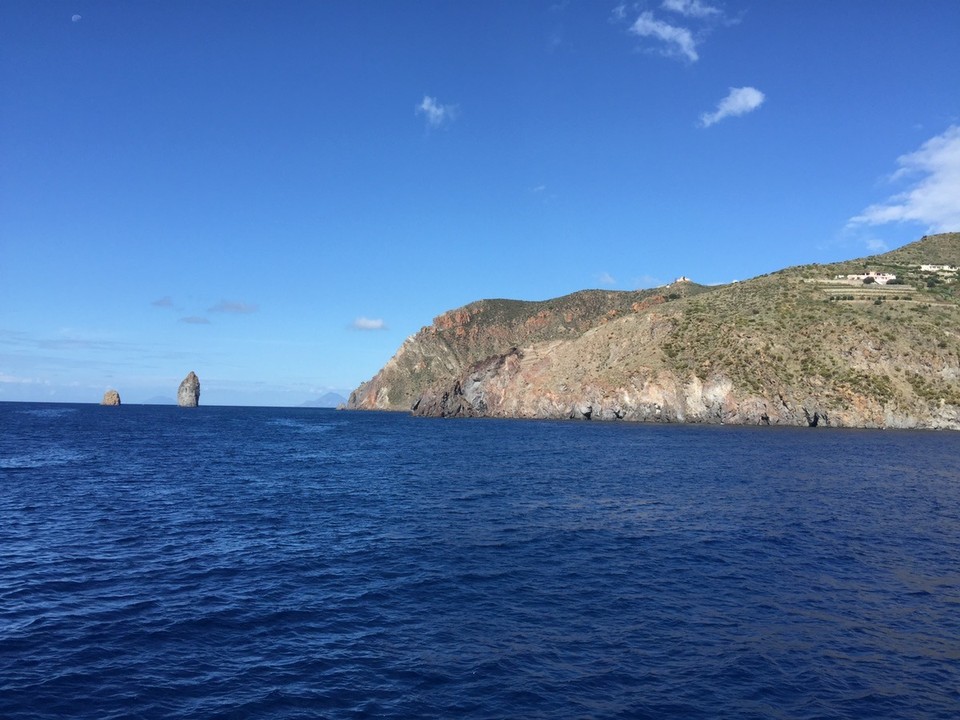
[177,371,200,408]
[101,389,121,406]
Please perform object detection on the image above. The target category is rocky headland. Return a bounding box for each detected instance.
[349,233,960,430]
[177,371,201,407]
[101,389,121,406]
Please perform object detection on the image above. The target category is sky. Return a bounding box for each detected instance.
[2,1,959,406]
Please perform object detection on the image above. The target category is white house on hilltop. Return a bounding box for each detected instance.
[835,271,897,285]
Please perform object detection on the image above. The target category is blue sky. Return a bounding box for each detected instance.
[2,1,958,406]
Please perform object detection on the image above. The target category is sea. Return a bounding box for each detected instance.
[1,402,959,719]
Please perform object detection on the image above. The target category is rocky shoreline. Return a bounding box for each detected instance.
[349,233,960,430]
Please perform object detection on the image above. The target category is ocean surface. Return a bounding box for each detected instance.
[1,402,959,719]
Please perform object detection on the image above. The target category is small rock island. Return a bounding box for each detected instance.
[101,389,121,406]
[177,371,200,407]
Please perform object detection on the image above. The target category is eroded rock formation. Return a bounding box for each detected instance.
[101,389,121,406]
[177,371,201,407]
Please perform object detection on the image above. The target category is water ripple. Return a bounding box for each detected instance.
[1,405,959,718]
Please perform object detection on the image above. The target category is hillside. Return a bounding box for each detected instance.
[348,233,960,429]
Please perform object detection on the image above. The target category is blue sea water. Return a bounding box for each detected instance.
[1,403,959,719]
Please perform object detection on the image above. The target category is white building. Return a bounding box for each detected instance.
[834,271,898,285]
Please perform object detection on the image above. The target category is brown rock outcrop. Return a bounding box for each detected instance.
[101,389,121,406]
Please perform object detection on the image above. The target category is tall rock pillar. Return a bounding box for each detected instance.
[177,371,201,407]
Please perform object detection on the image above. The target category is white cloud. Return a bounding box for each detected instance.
[699,86,765,127]
[662,0,721,19]
[352,317,387,331]
[865,237,889,253]
[630,11,698,62]
[416,96,457,128]
[848,125,960,232]
[597,272,617,286]
[209,300,258,314]
[71,14,82,23]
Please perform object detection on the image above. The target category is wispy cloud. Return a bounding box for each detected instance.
[0,329,200,402]
[662,0,721,19]
[36,328,139,353]
[531,183,557,205]
[152,296,175,308]
[699,86,765,127]
[630,11,699,62]
[416,96,457,128]
[634,274,665,289]
[0,371,48,385]
[180,316,211,325]
[71,14,82,23]
[848,125,960,232]
[619,2,733,62]
[352,317,387,331]
[597,272,617,286]
[865,237,890,253]
[209,300,258,314]
[1,327,142,355]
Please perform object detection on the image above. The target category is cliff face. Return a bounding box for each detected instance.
[349,233,960,430]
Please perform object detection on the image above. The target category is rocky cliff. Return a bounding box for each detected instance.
[177,371,201,408]
[101,389,121,406]
[349,233,960,429]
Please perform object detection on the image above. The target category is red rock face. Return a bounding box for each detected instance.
[348,290,696,416]
[632,294,665,313]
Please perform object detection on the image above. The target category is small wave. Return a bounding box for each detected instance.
[18,407,77,419]
[268,418,342,434]
[0,448,85,469]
